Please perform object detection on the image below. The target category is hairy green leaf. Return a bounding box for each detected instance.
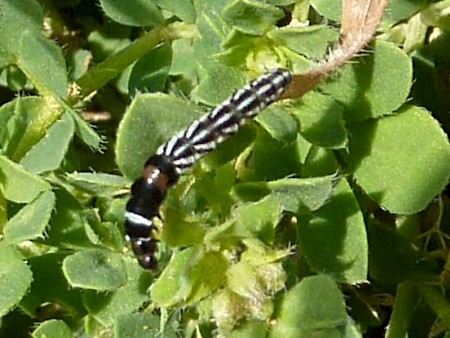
[155,0,196,23]
[256,106,298,143]
[270,275,347,337]
[44,187,97,249]
[269,25,339,59]
[226,321,268,338]
[115,313,177,338]
[310,0,342,21]
[0,242,33,317]
[185,251,229,305]
[293,91,347,148]
[321,41,412,122]
[349,106,450,214]
[368,222,435,283]
[18,31,68,98]
[63,249,127,291]
[32,320,72,338]
[99,0,163,27]
[0,0,43,61]
[151,248,196,307]
[65,173,129,196]
[222,0,284,35]
[20,253,85,317]
[234,176,334,213]
[83,257,152,326]
[1,96,63,162]
[20,113,75,174]
[64,106,102,150]
[233,195,281,243]
[192,65,245,105]
[0,154,50,203]
[4,191,55,244]
[129,44,172,95]
[299,179,368,283]
[116,93,201,179]
[385,0,429,25]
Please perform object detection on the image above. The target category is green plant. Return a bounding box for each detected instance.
[1,0,450,337]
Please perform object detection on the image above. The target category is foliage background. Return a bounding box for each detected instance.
[1,0,450,337]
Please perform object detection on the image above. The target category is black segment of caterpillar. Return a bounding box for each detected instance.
[125,68,292,269]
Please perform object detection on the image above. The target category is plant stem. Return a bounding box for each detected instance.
[385,282,418,338]
[74,26,165,100]
[418,284,450,331]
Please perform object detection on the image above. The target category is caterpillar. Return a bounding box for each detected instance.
[125,68,292,269]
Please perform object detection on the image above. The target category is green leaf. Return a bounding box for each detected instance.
[44,187,97,249]
[250,128,301,181]
[321,41,412,122]
[217,30,258,67]
[4,191,55,244]
[266,0,296,4]
[268,25,339,59]
[310,0,342,22]
[65,106,102,150]
[227,321,268,338]
[0,0,43,60]
[0,242,33,317]
[299,179,368,284]
[163,207,206,247]
[0,154,51,203]
[192,65,245,105]
[293,91,347,148]
[32,320,72,338]
[302,147,339,177]
[421,0,450,31]
[99,0,163,27]
[17,30,68,98]
[384,0,429,25]
[185,251,229,305]
[234,176,334,214]
[116,93,202,179]
[268,176,335,213]
[170,39,198,77]
[1,96,63,162]
[233,195,281,243]
[270,275,347,337]
[225,262,273,319]
[83,257,153,326]
[150,248,196,307]
[202,124,255,170]
[368,221,434,283]
[20,113,75,174]
[349,106,450,214]
[63,249,127,291]
[129,43,172,95]
[155,0,196,23]
[256,106,298,143]
[115,313,177,338]
[6,66,28,91]
[192,6,233,69]
[20,253,85,317]
[0,47,13,68]
[65,173,129,197]
[193,171,234,217]
[68,49,92,81]
[227,259,284,302]
[222,0,284,35]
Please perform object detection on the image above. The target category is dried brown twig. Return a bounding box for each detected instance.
[281,0,389,99]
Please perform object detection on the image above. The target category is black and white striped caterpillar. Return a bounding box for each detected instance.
[125,68,292,269]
